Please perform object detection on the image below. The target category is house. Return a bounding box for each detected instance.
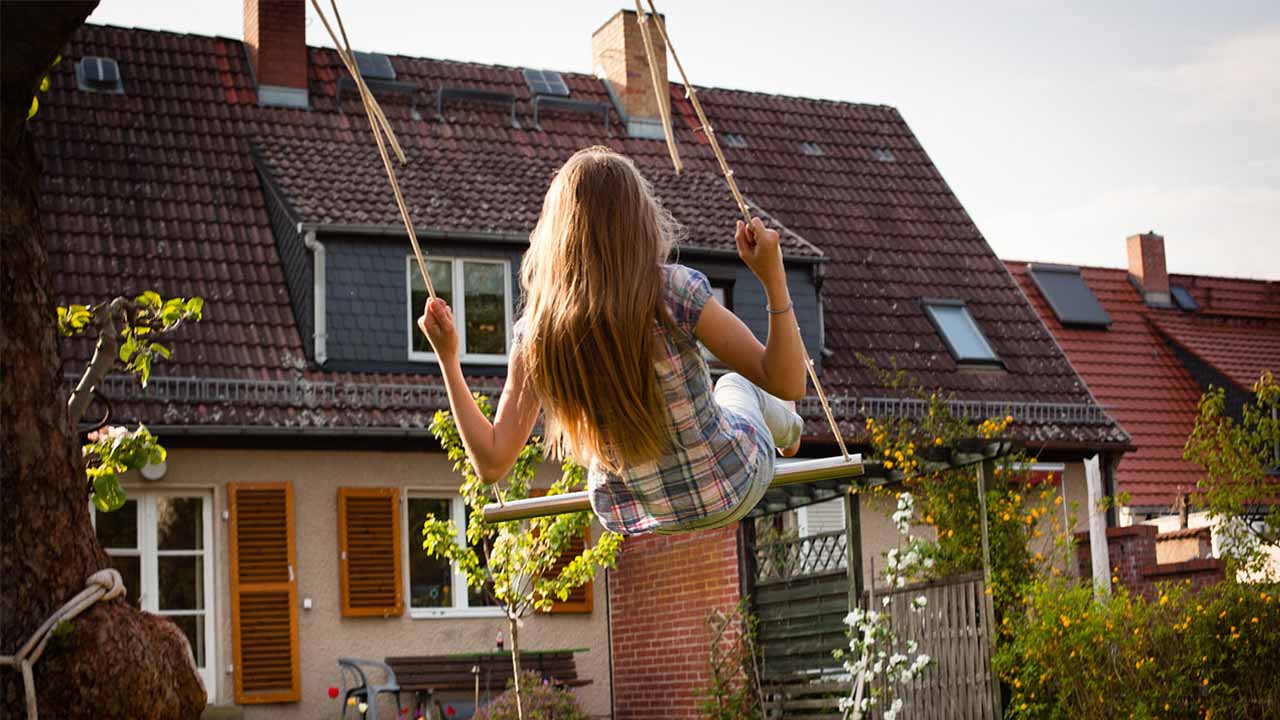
[42,3,1130,718]
[1006,234,1279,579]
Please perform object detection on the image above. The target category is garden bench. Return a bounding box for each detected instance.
[385,649,591,713]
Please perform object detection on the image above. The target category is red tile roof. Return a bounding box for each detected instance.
[1006,262,1279,508]
[42,23,1123,446]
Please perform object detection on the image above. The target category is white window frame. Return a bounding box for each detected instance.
[402,491,504,619]
[406,256,513,366]
[91,490,216,694]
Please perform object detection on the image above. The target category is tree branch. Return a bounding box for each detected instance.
[67,297,126,424]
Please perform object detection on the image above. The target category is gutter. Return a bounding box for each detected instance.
[301,227,327,365]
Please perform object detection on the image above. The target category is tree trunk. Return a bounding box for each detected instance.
[2,3,207,718]
[508,617,524,720]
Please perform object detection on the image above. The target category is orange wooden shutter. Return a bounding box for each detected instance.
[338,487,403,617]
[528,489,593,614]
[227,482,299,704]
[548,525,593,613]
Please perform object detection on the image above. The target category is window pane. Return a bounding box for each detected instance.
[95,499,138,549]
[108,554,142,607]
[408,498,453,608]
[158,556,205,610]
[411,259,454,354]
[928,304,997,361]
[156,497,203,550]
[464,505,500,607]
[163,614,206,667]
[463,261,506,355]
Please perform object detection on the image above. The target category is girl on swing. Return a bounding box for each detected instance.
[418,146,805,535]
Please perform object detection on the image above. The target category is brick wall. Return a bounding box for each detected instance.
[609,525,743,719]
[1076,525,1225,601]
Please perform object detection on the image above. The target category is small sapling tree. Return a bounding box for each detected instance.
[423,395,623,719]
[1184,371,1280,579]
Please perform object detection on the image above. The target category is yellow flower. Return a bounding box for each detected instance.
[884,460,894,469]
[1203,678,1209,687]
[1060,614,1071,628]
[934,436,943,445]
[1159,594,1168,606]
[1054,495,1063,506]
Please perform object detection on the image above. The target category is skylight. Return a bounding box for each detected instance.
[923,300,999,364]
[1171,284,1199,312]
[1027,264,1111,328]
[76,56,123,94]
[800,141,824,156]
[873,148,896,162]
[721,132,748,148]
[353,51,396,81]
[523,68,570,97]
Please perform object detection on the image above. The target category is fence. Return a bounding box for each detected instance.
[755,530,848,583]
[758,568,998,720]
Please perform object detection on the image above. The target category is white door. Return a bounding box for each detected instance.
[93,491,217,695]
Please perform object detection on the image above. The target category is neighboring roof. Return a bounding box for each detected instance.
[1007,261,1279,508]
[42,23,1123,447]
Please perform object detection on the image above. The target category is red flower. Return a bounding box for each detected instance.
[327,686,340,699]
[446,706,456,717]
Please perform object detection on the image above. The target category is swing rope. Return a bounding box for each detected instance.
[311,0,515,507]
[309,0,435,302]
[639,0,850,460]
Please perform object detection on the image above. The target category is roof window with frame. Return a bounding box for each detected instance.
[353,51,397,81]
[1170,284,1199,312]
[76,56,124,94]
[922,299,1000,364]
[1027,264,1111,328]
[522,68,570,97]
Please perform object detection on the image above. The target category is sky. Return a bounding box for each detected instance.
[87,0,1280,279]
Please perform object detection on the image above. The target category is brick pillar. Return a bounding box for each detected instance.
[1076,525,1225,600]
[609,525,743,720]
[244,0,309,107]
[591,9,669,120]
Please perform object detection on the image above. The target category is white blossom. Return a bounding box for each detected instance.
[884,698,904,720]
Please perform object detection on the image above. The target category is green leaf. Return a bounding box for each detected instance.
[92,471,127,512]
[40,76,50,93]
[184,297,204,319]
[136,290,162,309]
[118,336,136,363]
[151,342,171,359]
[27,96,37,120]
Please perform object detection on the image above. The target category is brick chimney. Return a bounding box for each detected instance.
[244,0,309,108]
[1127,231,1171,307]
[592,9,669,139]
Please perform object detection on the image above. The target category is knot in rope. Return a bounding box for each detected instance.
[0,568,126,720]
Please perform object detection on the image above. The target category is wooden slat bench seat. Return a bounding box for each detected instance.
[386,649,592,696]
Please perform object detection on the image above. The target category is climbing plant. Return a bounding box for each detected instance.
[423,395,623,719]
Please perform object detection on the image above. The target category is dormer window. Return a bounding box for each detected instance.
[923,300,999,364]
[407,256,512,364]
[76,56,124,94]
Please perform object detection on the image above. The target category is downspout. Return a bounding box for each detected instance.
[301,227,327,365]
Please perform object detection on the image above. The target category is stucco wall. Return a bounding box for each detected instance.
[127,447,611,719]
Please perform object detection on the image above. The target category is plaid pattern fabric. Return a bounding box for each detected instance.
[586,264,772,535]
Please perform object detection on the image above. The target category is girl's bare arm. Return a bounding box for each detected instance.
[695,217,808,400]
[419,299,541,483]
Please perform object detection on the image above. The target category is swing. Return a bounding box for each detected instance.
[313,0,856,523]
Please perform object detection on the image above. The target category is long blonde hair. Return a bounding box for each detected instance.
[519,146,681,471]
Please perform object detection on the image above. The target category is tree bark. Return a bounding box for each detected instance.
[2,3,207,717]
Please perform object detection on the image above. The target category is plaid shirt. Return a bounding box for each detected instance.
[585,264,771,535]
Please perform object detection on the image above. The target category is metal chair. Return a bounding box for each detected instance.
[337,657,402,720]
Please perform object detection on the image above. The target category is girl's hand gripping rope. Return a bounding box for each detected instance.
[418,298,458,360]
[735,217,785,292]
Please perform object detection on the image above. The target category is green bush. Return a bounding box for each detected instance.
[471,672,588,720]
[994,578,1280,719]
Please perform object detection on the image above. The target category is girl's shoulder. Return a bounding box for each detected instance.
[661,263,713,333]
